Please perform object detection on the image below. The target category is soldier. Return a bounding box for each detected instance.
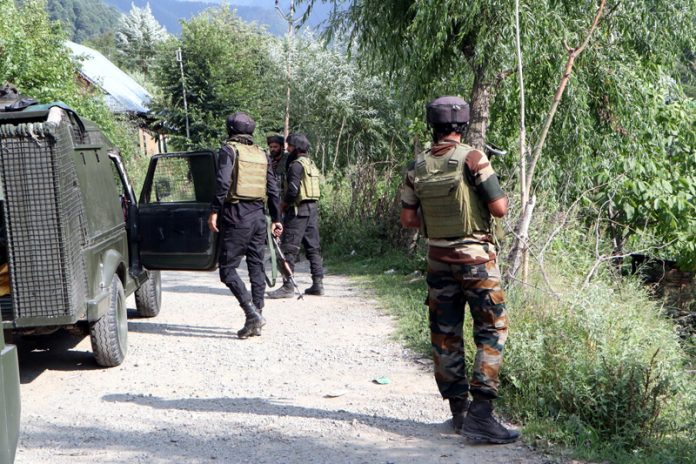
[267,133,324,298]
[267,133,288,189]
[400,96,518,444]
[208,112,283,338]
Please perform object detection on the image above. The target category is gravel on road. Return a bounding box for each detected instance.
[14,263,543,464]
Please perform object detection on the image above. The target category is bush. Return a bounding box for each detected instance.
[502,271,695,452]
[322,179,695,461]
[319,162,410,258]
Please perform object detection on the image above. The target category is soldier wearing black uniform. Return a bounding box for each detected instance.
[267,133,287,190]
[208,112,283,338]
[267,133,324,298]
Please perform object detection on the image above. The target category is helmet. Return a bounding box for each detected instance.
[426,96,470,127]
[226,112,256,135]
[266,133,284,145]
[286,133,310,153]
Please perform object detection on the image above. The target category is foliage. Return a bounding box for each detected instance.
[323,195,696,461]
[151,7,280,149]
[0,0,139,160]
[592,88,696,270]
[115,2,167,75]
[279,34,410,171]
[308,0,696,269]
[44,0,121,43]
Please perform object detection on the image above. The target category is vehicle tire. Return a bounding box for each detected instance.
[90,276,128,367]
[134,270,161,318]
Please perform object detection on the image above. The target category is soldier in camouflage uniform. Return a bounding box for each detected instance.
[400,96,519,444]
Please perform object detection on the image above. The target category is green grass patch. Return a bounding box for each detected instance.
[325,246,696,464]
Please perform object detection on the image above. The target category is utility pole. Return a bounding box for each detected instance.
[176,47,190,140]
[275,0,300,141]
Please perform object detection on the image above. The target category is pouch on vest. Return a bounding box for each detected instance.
[295,157,321,204]
[226,142,268,202]
[413,145,491,239]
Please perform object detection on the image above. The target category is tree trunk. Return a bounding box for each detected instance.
[466,65,491,150]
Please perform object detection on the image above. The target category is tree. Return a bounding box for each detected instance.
[151,7,281,149]
[0,0,139,160]
[282,34,408,172]
[45,0,122,43]
[306,0,696,270]
[115,2,167,74]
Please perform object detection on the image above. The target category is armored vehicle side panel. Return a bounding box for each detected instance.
[0,330,19,464]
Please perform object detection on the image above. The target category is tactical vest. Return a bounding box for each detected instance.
[294,156,321,204]
[413,144,492,239]
[225,141,268,202]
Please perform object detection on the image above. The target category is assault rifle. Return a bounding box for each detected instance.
[271,236,304,300]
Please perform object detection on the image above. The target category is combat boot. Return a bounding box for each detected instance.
[449,397,469,433]
[251,308,263,337]
[459,399,520,444]
[267,280,294,299]
[304,277,324,296]
[237,301,266,339]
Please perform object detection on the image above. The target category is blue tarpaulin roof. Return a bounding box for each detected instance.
[67,41,151,115]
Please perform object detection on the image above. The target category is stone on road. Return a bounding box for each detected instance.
[15,264,541,463]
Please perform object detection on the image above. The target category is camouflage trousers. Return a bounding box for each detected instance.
[426,258,509,400]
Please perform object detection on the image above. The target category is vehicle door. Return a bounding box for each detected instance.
[138,151,219,270]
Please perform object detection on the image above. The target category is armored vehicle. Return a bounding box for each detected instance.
[0,102,219,367]
[0,328,19,464]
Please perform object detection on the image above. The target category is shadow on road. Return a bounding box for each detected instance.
[160,284,231,296]
[17,419,502,464]
[127,321,236,340]
[15,329,99,384]
[102,393,447,441]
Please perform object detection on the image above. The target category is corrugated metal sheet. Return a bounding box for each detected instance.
[67,41,152,114]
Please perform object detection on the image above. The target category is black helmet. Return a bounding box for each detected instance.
[286,133,310,153]
[266,133,284,145]
[226,112,256,135]
[426,96,470,127]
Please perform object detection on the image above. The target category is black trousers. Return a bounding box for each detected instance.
[218,209,267,310]
[281,207,323,279]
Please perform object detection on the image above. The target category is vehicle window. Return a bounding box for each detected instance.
[150,157,196,203]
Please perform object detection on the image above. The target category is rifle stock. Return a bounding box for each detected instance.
[272,237,304,300]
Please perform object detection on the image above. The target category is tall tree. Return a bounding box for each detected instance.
[0,0,139,159]
[115,2,167,74]
[282,34,408,172]
[306,0,696,270]
[151,7,281,149]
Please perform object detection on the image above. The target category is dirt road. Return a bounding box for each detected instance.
[14,264,543,463]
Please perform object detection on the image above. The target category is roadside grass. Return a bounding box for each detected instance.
[324,245,696,464]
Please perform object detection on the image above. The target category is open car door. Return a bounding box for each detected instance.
[138,151,219,270]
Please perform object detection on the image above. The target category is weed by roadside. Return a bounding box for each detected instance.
[325,247,696,464]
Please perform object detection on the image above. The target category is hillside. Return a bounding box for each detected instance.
[101,0,288,35]
[46,0,121,42]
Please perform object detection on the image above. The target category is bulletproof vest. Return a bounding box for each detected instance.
[294,156,321,204]
[414,144,491,239]
[225,141,268,202]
